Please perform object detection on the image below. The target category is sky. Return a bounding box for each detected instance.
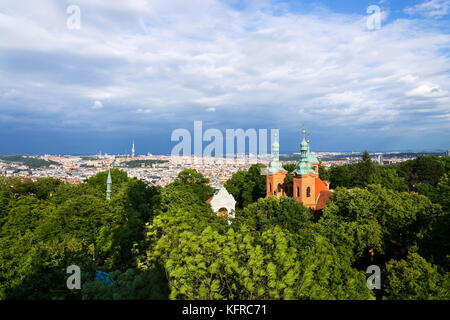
[0,0,449,155]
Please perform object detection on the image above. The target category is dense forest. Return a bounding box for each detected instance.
[0,154,448,300]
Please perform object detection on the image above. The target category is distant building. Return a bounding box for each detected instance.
[266,128,332,212]
[206,185,236,223]
[447,150,450,157]
[377,154,383,165]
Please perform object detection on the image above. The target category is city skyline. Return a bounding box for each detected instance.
[1,0,449,154]
[0,129,448,156]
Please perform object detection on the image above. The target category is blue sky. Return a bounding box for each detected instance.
[0,0,449,154]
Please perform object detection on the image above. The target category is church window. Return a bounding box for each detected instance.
[306,187,311,197]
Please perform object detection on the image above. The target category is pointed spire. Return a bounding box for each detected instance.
[132,140,135,157]
[268,129,286,174]
[106,170,112,200]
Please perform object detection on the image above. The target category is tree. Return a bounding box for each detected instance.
[356,151,380,187]
[234,196,311,233]
[175,169,209,185]
[234,197,280,231]
[385,253,449,300]
[87,169,130,198]
[396,155,447,189]
[32,178,64,200]
[379,168,407,192]
[436,172,450,212]
[318,165,330,181]
[82,266,169,300]
[419,210,450,271]
[0,196,53,238]
[143,224,373,300]
[171,169,214,203]
[314,209,383,266]
[283,163,295,184]
[325,185,439,261]
[103,180,160,270]
[327,165,354,189]
[225,164,266,208]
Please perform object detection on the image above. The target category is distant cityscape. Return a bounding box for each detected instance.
[1,144,449,187]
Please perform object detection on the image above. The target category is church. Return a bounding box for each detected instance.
[266,129,332,211]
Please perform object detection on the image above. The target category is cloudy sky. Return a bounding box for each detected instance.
[0,0,449,154]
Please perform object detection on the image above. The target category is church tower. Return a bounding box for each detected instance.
[106,170,112,200]
[292,129,318,208]
[266,130,287,199]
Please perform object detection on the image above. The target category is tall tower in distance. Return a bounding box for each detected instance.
[132,141,135,157]
[106,170,112,200]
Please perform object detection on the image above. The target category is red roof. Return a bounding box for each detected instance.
[314,177,329,202]
[316,190,333,210]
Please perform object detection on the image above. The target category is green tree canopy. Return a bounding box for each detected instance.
[225,164,266,208]
[385,253,449,300]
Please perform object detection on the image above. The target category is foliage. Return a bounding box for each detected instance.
[0,169,160,299]
[0,155,60,168]
[385,253,449,300]
[122,159,168,168]
[86,168,130,196]
[171,169,214,203]
[325,185,439,260]
[0,156,448,300]
[234,196,311,232]
[283,163,295,184]
[144,224,373,300]
[225,164,266,208]
[82,266,169,300]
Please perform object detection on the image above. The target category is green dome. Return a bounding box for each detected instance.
[268,137,286,174]
[306,140,319,163]
[293,160,315,175]
[300,138,308,149]
[293,138,316,175]
[307,152,319,164]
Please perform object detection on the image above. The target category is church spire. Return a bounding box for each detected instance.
[293,125,315,175]
[106,170,112,200]
[268,129,286,173]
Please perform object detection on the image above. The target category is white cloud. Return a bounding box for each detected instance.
[92,100,103,109]
[399,74,419,83]
[136,108,152,113]
[2,89,21,98]
[0,0,449,134]
[405,0,450,17]
[406,84,448,97]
